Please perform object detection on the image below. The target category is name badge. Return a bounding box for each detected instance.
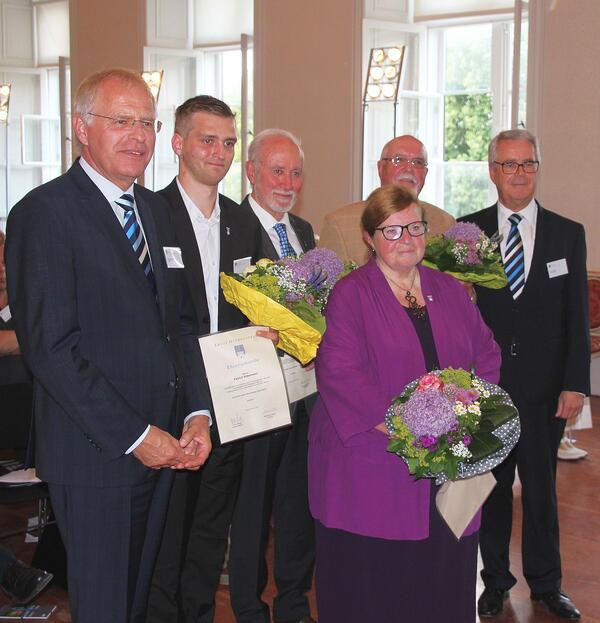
[547,258,568,278]
[163,247,185,268]
[233,256,252,275]
[0,305,11,322]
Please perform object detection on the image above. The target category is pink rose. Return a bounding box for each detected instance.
[416,373,444,392]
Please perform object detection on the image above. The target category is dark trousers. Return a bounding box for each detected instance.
[229,400,315,623]
[479,393,566,594]
[49,470,172,623]
[146,442,243,623]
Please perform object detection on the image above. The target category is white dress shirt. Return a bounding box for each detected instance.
[79,157,153,272]
[497,199,538,281]
[247,195,303,257]
[177,179,221,334]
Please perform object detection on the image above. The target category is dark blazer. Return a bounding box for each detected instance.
[461,203,590,402]
[159,179,262,335]
[5,160,209,487]
[239,196,316,258]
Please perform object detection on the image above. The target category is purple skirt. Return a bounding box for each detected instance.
[314,485,478,622]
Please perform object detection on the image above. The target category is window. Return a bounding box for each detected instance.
[144,44,253,203]
[363,13,527,218]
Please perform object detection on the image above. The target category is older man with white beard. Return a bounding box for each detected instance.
[229,129,317,623]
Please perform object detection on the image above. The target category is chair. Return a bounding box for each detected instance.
[0,381,51,541]
[588,271,600,358]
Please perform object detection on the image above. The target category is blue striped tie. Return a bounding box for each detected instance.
[504,213,525,299]
[115,193,156,293]
[273,223,297,258]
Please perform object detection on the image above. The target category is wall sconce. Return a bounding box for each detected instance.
[363,46,405,103]
[141,70,164,103]
[0,83,11,123]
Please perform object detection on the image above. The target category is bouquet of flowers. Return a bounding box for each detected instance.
[220,248,355,364]
[386,367,519,485]
[422,222,507,288]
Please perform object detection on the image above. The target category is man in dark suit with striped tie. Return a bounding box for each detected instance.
[228,129,317,623]
[5,68,211,623]
[461,129,589,620]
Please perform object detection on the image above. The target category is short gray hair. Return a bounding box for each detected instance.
[73,68,155,123]
[248,129,304,163]
[488,129,540,164]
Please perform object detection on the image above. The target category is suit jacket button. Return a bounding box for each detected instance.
[165,334,171,342]
[169,380,176,388]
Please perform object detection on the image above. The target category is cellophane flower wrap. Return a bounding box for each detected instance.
[422,222,507,289]
[220,248,356,364]
[385,368,520,484]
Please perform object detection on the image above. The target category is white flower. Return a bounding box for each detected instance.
[450,441,472,459]
[453,402,467,415]
[243,264,258,276]
[482,390,491,398]
[467,403,481,415]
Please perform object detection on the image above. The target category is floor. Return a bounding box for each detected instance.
[1,399,599,622]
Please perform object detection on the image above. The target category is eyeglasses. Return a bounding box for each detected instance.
[375,221,428,240]
[493,160,539,174]
[379,155,428,169]
[85,112,162,133]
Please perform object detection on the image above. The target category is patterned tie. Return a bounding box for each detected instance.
[273,222,297,258]
[115,193,156,292]
[504,213,525,299]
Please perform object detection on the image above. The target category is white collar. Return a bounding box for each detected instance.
[79,157,134,204]
[247,194,292,231]
[176,178,220,224]
[497,198,537,228]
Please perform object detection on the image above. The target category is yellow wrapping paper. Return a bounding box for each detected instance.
[220,273,322,365]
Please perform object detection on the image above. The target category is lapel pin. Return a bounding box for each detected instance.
[426,295,434,302]
[226,227,231,236]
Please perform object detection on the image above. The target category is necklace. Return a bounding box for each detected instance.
[383,268,427,320]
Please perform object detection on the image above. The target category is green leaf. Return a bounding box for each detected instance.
[289,300,326,334]
[480,404,518,428]
[468,431,503,461]
[387,439,404,454]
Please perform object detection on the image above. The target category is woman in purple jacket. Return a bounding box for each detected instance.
[309,185,501,622]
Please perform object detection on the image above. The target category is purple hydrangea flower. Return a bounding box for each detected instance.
[444,222,484,244]
[463,434,472,446]
[401,388,457,438]
[444,222,486,266]
[279,248,344,290]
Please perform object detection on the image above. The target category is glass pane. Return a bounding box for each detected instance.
[443,162,489,219]
[22,116,61,165]
[444,93,492,161]
[444,24,492,92]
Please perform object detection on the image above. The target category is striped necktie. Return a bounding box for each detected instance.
[115,193,156,292]
[504,213,525,299]
[273,222,297,258]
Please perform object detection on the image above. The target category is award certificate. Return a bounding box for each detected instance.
[198,326,292,443]
[281,354,317,403]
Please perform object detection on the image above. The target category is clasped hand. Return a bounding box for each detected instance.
[133,416,211,471]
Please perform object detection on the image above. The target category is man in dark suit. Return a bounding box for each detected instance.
[147,96,267,623]
[5,69,212,623]
[461,129,589,620]
[228,129,316,623]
